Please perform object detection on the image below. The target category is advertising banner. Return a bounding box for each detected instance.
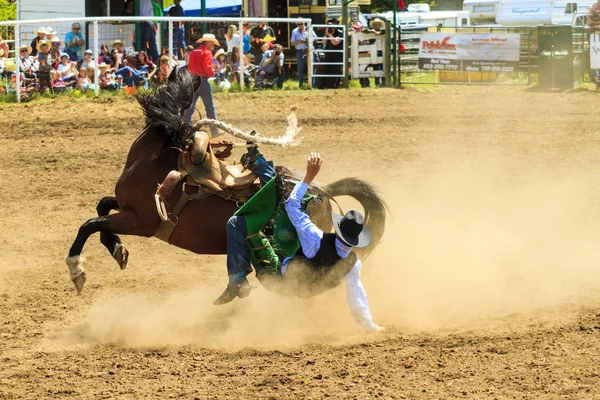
[418,33,521,72]
[590,32,600,70]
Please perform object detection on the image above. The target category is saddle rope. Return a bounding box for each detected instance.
[193,105,302,147]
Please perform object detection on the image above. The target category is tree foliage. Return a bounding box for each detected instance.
[0,0,16,38]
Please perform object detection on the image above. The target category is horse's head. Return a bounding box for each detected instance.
[136,66,197,150]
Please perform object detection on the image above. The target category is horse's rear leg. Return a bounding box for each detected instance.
[66,210,153,294]
[97,196,129,270]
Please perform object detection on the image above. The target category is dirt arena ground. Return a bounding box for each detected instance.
[3,85,600,399]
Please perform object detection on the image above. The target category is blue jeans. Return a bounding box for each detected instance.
[296,49,307,86]
[141,22,159,62]
[65,49,79,62]
[173,26,186,56]
[184,78,219,135]
[226,158,276,284]
[114,66,145,87]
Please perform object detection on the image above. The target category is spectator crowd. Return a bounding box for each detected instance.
[0,9,387,97]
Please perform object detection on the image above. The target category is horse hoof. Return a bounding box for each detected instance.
[113,243,129,270]
[73,272,87,294]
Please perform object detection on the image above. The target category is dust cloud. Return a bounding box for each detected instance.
[367,152,600,331]
[64,151,600,349]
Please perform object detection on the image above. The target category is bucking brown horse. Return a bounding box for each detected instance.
[66,68,386,293]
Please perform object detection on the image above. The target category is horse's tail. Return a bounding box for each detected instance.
[324,177,388,261]
[136,69,196,149]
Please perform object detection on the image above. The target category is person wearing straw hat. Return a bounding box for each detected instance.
[360,18,386,88]
[212,48,227,83]
[49,37,62,68]
[64,22,85,61]
[212,152,385,333]
[31,27,47,57]
[35,40,54,91]
[184,33,220,136]
[17,45,38,80]
[110,39,125,56]
[45,27,56,41]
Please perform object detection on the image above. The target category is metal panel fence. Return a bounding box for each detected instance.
[398,26,538,86]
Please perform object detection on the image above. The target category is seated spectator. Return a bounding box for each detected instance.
[255,43,284,90]
[76,67,91,92]
[152,55,171,86]
[135,50,157,82]
[45,27,56,41]
[108,48,122,71]
[0,48,5,76]
[49,38,62,68]
[77,49,95,70]
[110,39,125,57]
[98,63,119,91]
[230,45,254,85]
[183,45,194,65]
[35,40,54,91]
[99,43,111,65]
[30,27,46,57]
[56,53,78,84]
[0,34,9,64]
[212,49,228,82]
[50,70,69,93]
[17,45,38,80]
[113,51,147,87]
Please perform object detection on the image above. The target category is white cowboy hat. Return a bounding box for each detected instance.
[34,27,47,35]
[19,44,33,54]
[213,48,226,58]
[36,39,50,53]
[110,39,123,47]
[50,37,63,47]
[196,33,220,46]
[369,18,384,28]
[45,27,56,35]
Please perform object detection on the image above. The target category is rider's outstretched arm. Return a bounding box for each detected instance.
[344,259,384,332]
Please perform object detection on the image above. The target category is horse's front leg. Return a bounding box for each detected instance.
[96,196,129,270]
[66,209,155,294]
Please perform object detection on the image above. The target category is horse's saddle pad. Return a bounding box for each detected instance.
[179,130,258,192]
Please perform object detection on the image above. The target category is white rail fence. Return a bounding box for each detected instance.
[0,16,314,102]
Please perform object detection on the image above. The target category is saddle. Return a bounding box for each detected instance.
[157,130,259,205]
[180,130,258,194]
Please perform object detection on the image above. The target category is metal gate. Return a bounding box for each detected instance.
[398,26,537,85]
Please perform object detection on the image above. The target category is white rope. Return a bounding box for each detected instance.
[193,105,302,147]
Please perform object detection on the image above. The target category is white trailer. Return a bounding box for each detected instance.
[463,0,502,25]
[494,0,595,26]
[383,10,471,28]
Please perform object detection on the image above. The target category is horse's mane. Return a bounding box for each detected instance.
[136,69,196,150]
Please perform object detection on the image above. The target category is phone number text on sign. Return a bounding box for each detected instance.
[419,58,461,71]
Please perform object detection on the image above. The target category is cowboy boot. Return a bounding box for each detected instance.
[213,278,252,305]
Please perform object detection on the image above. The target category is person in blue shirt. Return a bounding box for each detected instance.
[64,23,85,61]
[290,22,315,87]
[254,43,284,89]
[213,146,384,332]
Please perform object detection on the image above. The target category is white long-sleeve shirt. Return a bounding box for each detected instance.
[281,181,376,330]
